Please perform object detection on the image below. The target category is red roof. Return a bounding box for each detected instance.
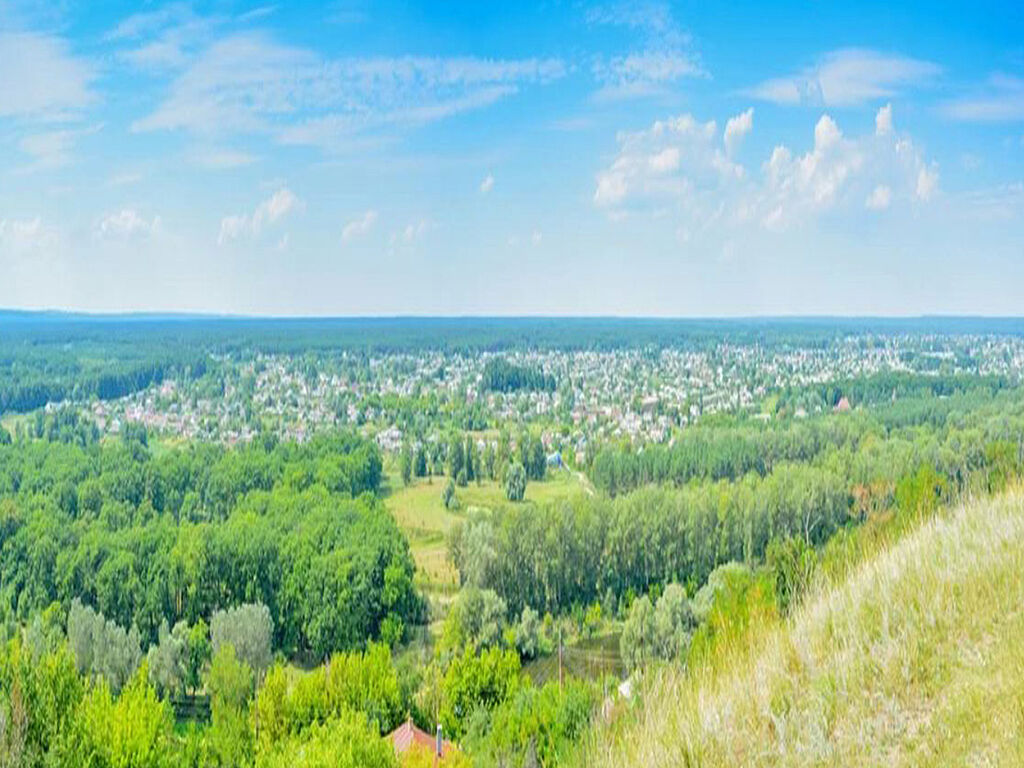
[388,719,458,760]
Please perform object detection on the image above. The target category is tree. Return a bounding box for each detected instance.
[185,619,212,694]
[460,520,496,588]
[147,620,187,697]
[448,438,465,481]
[514,607,541,660]
[75,669,175,768]
[441,646,522,739]
[442,479,459,510]
[441,588,508,655]
[651,583,694,662]
[505,463,527,502]
[766,536,818,613]
[67,599,142,694]
[258,712,397,768]
[204,642,256,767]
[210,603,273,679]
[400,445,413,486]
[619,596,655,672]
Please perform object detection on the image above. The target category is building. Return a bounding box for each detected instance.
[388,719,458,763]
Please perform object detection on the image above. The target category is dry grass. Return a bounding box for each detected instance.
[580,490,1024,767]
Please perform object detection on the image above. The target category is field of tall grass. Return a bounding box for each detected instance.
[578,489,1024,767]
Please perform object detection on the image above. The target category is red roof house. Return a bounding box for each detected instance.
[388,718,458,762]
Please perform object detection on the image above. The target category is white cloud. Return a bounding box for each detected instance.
[480,174,495,193]
[865,184,892,210]
[218,187,300,244]
[594,115,742,210]
[108,172,143,187]
[390,218,432,248]
[917,165,939,201]
[587,2,702,100]
[724,108,753,156]
[531,230,543,246]
[875,103,893,136]
[342,210,378,242]
[133,33,564,148]
[0,32,95,120]
[586,2,690,49]
[941,73,1024,122]
[747,49,939,107]
[108,4,222,72]
[596,105,937,232]
[402,219,431,243]
[593,50,703,101]
[0,217,58,252]
[96,209,162,239]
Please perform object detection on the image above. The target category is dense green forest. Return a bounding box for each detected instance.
[0,429,417,658]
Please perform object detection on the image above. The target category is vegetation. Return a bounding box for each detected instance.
[0,431,419,658]
[576,489,1024,767]
[3,316,1024,766]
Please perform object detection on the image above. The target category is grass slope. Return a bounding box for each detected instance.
[582,490,1024,767]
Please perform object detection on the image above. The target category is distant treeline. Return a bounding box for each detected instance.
[481,357,556,393]
[0,343,206,414]
[592,374,1018,497]
[6,311,1024,356]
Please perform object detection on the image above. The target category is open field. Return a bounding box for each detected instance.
[383,468,591,597]
[578,489,1024,767]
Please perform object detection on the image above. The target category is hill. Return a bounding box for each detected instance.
[579,490,1024,766]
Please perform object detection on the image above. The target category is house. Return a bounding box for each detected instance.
[388,719,458,762]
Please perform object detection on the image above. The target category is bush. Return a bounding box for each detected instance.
[504,463,527,502]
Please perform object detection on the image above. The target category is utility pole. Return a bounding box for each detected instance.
[558,623,563,692]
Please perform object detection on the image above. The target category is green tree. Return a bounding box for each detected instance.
[620,595,655,672]
[504,463,527,502]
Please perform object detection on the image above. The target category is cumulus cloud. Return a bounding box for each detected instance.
[390,219,433,248]
[218,187,300,244]
[875,103,893,135]
[746,48,939,107]
[724,108,753,156]
[96,209,162,239]
[594,114,743,211]
[917,166,939,200]
[133,33,564,149]
[595,104,937,232]
[0,217,58,252]
[480,174,495,193]
[341,210,378,242]
[866,184,892,210]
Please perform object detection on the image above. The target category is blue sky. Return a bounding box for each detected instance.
[1,0,1023,316]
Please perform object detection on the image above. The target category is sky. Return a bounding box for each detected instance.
[1,0,1023,317]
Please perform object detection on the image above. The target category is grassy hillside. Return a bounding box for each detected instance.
[580,490,1024,767]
